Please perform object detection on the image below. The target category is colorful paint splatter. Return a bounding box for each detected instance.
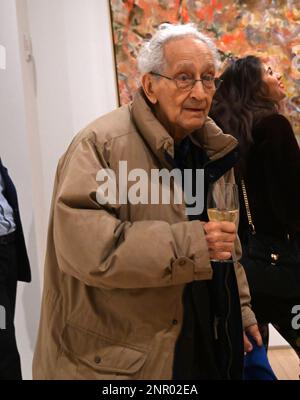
[110,0,300,137]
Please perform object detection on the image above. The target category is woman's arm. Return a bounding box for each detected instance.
[252,114,300,231]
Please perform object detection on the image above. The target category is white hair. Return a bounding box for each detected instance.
[137,23,220,75]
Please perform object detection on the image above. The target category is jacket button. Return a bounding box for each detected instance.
[172,319,178,325]
[178,259,186,266]
[94,356,101,364]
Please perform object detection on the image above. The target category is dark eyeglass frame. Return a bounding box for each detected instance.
[150,71,223,91]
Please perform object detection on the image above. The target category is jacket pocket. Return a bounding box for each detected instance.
[60,323,148,378]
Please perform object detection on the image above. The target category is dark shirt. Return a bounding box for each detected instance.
[0,159,31,282]
[172,136,243,380]
[239,114,300,241]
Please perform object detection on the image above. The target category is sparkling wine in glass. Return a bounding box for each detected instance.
[207,181,239,263]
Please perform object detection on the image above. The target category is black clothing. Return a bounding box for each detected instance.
[171,136,244,380]
[0,159,31,379]
[0,159,31,282]
[0,238,22,379]
[239,114,300,242]
[239,114,300,359]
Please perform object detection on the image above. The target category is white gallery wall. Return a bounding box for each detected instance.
[23,0,118,212]
[0,0,289,380]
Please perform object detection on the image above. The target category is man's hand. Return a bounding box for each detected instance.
[244,324,263,353]
[203,221,236,261]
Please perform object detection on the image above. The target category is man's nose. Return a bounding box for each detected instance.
[190,80,207,99]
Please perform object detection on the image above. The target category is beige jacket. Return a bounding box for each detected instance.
[33,89,256,380]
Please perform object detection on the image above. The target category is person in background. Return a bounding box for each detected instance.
[210,55,300,362]
[0,158,31,380]
[33,24,261,380]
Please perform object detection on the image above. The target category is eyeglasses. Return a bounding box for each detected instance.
[150,72,223,91]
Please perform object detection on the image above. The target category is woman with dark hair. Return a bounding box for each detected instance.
[210,55,300,361]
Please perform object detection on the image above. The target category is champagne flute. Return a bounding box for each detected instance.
[207,181,239,263]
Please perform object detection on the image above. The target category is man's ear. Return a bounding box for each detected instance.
[141,74,158,105]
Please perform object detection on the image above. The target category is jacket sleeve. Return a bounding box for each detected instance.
[233,222,257,329]
[234,261,257,329]
[53,137,212,289]
[230,228,257,329]
[225,169,257,329]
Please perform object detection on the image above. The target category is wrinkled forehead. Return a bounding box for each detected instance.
[163,37,216,72]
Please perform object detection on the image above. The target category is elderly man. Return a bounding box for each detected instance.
[33,23,261,380]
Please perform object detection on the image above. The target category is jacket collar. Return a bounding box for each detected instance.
[131,88,174,167]
[131,87,238,167]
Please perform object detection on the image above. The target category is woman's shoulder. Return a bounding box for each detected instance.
[252,113,294,143]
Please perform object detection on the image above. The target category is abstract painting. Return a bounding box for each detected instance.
[109,0,300,137]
